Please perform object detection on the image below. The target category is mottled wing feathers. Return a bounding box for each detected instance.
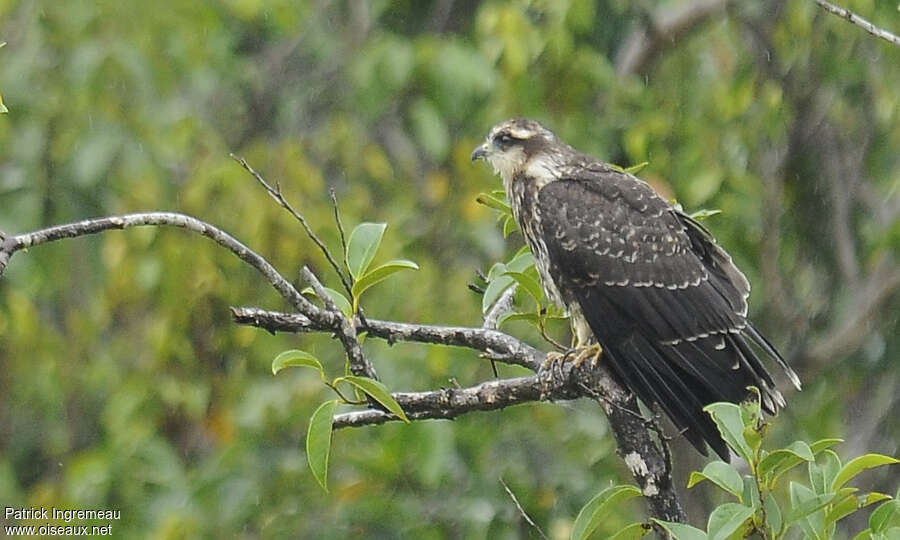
[536,173,786,460]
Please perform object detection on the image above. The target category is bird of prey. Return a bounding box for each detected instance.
[472,118,800,460]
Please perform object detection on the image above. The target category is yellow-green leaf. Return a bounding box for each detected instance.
[337,375,409,423]
[302,286,353,317]
[832,454,900,491]
[810,438,843,455]
[502,271,544,303]
[476,192,511,214]
[786,481,838,524]
[758,441,815,483]
[497,311,540,328]
[608,522,651,540]
[704,402,752,463]
[869,499,900,533]
[826,491,891,528]
[624,161,649,174]
[346,222,386,279]
[706,503,754,540]
[0,94,7,114]
[271,349,324,377]
[689,208,722,221]
[650,519,707,540]
[765,492,783,535]
[687,461,744,499]
[307,400,338,491]
[351,259,418,308]
[571,485,641,540]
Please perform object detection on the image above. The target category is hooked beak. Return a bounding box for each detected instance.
[470,143,489,162]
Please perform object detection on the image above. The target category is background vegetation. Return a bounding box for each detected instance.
[1,0,897,537]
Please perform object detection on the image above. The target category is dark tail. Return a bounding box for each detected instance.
[600,324,791,461]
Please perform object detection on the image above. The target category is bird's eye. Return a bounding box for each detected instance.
[494,132,516,147]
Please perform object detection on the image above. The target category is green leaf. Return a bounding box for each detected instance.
[689,208,722,220]
[809,450,841,494]
[758,441,815,483]
[832,454,900,492]
[786,481,837,525]
[0,94,7,114]
[810,438,843,455]
[497,312,540,328]
[307,400,338,491]
[765,491,783,535]
[302,286,354,317]
[476,192,512,214]
[687,461,744,499]
[826,491,890,528]
[503,271,544,303]
[351,259,419,309]
[608,522,651,540]
[704,402,753,463]
[506,249,534,272]
[571,485,642,540]
[271,349,324,377]
[502,215,518,237]
[650,519,707,540]
[482,250,535,312]
[624,161,649,174]
[346,222,387,279]
[870,500,900,533]
[336,375,409,423]
[741,474,761,511]
[482,270,513,313]
[706,503,754,540]
[850,528,873,540]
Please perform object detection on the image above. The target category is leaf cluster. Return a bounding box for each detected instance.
[572,391,899,540]
[302,221,418,315]
[271,349,409,491]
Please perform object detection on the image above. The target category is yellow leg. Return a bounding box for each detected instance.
[541,342,603,370]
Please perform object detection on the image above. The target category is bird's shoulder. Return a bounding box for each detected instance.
[537,161,682,244]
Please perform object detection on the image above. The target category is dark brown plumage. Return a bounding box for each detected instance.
[472,118,800,460]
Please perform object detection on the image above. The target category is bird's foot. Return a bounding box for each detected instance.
[541,343,603,373]
[571,343,603,368]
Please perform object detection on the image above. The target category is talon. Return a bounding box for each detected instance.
[541,344,603,371]
[569,343,603,368]
[542,350,570,371]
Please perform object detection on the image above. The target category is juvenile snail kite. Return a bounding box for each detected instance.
[472,118,800,460]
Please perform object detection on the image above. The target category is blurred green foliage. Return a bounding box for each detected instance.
[1,0,898,538]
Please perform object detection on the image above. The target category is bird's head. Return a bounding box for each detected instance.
[471,118,562,182]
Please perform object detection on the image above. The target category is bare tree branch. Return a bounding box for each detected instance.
[301,266,377,380]
[331,374,550,428]
[813,0,900,47]
[230,306,543,370]
[0,213,318,316]
[230,154,354,296]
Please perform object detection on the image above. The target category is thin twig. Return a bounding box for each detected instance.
[499,477,550,540]
[814,0,900,47]
[230,154,353,297]
[483,284,518,377]
[302,266,377,380]
[329,188,350,270]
